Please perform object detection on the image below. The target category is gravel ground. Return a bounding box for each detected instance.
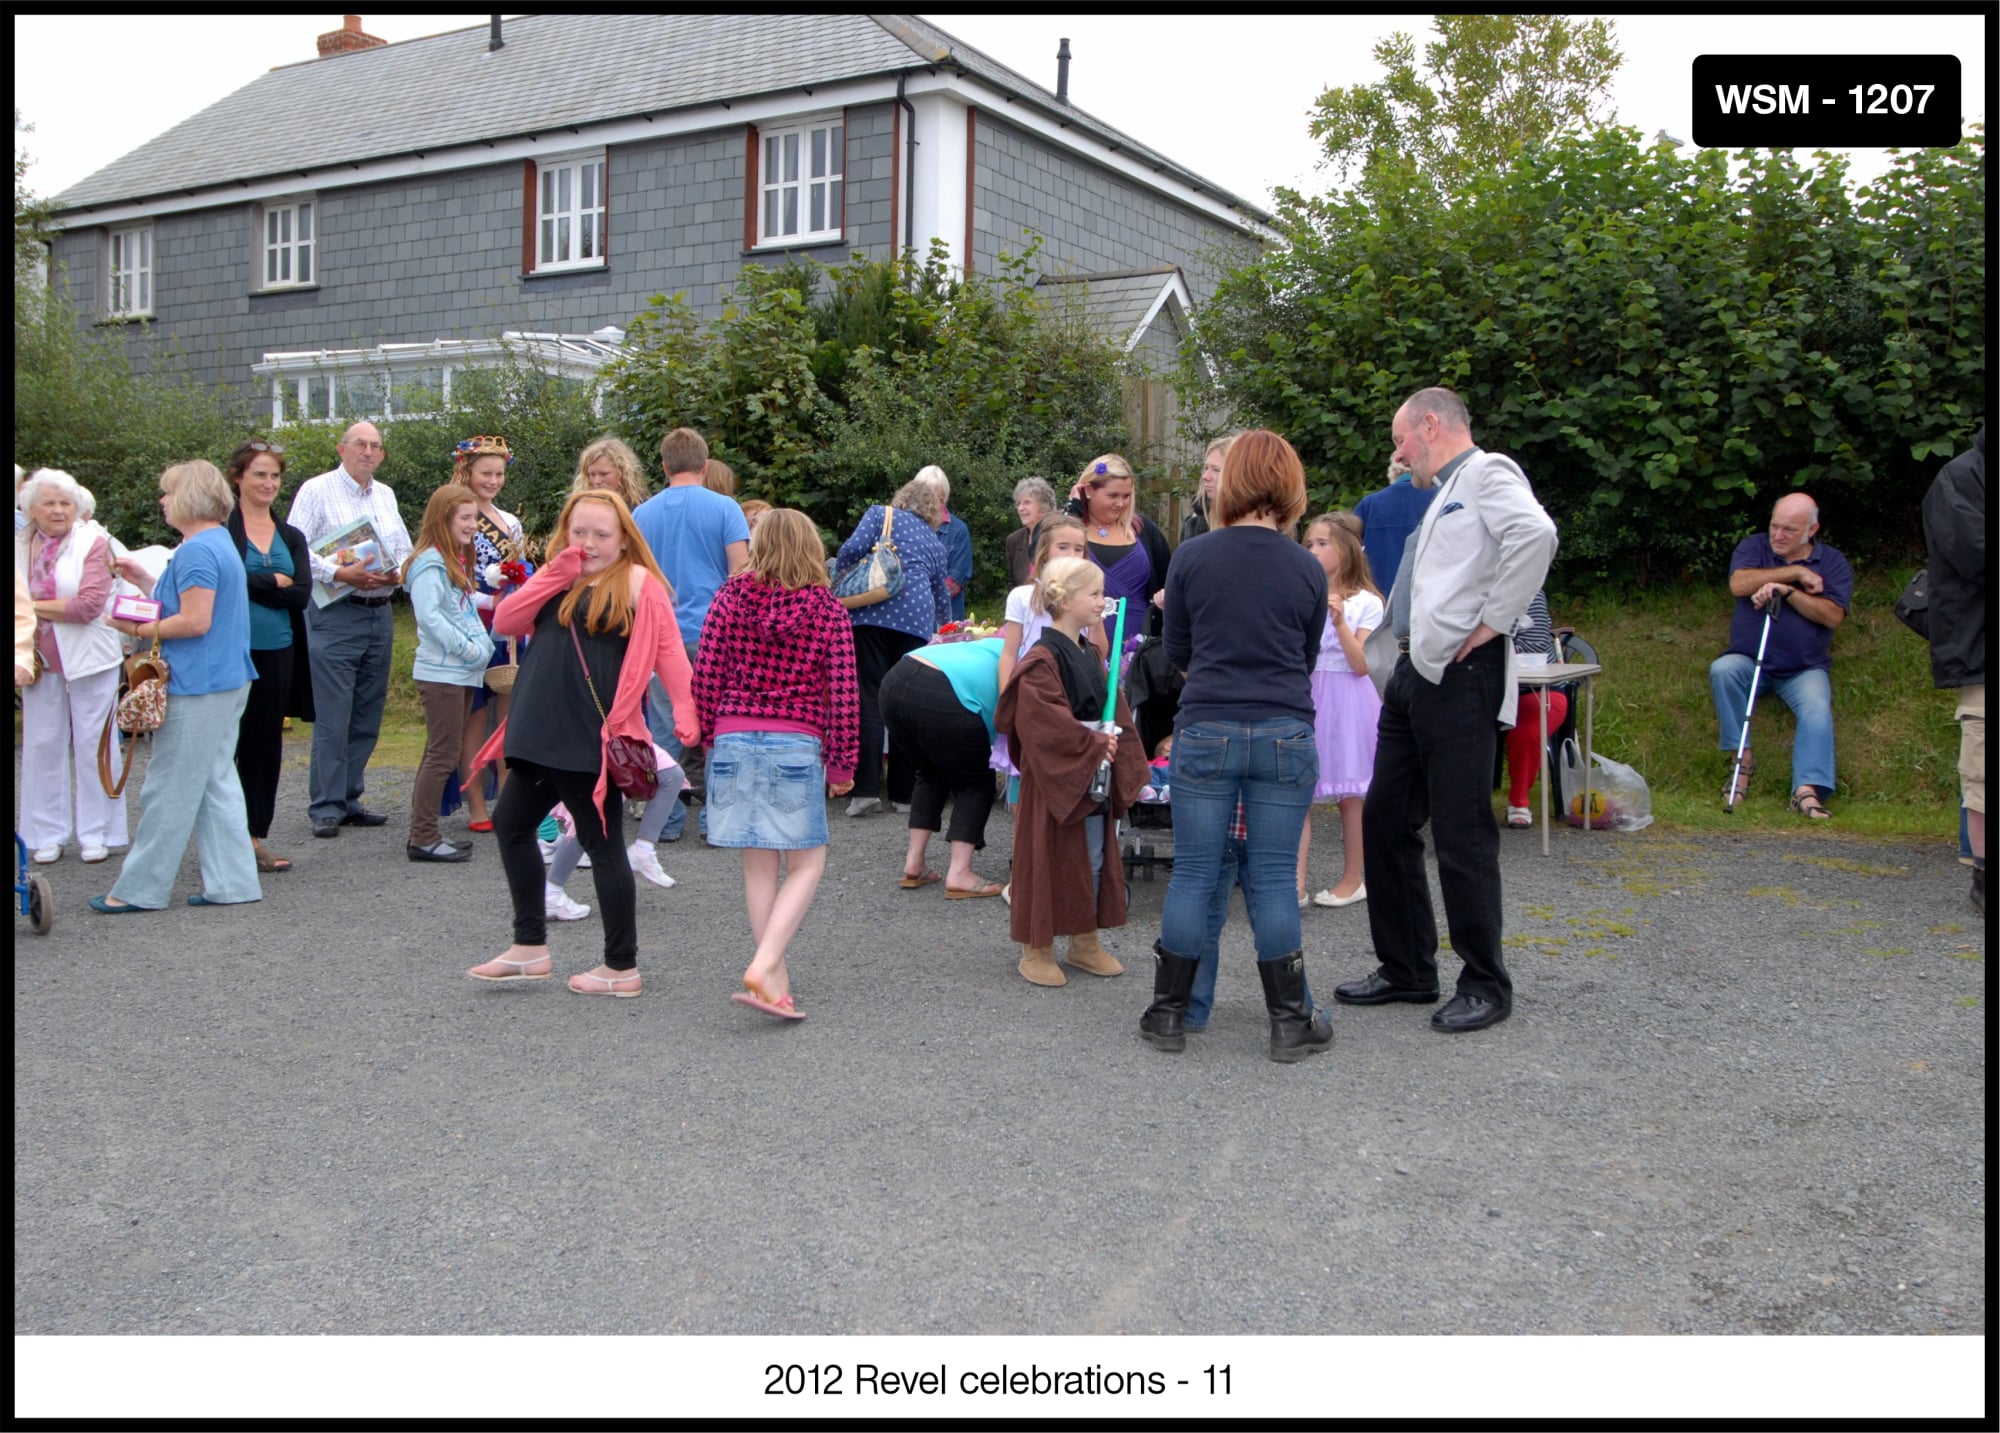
[13,738,1987,1336]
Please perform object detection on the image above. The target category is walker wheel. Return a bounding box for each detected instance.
[28,875,54,934]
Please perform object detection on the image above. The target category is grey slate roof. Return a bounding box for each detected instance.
[51,13,1271,224]
[1035,266,1184,347]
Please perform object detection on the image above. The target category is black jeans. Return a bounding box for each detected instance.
[1362,641,1510,1003]
[494,758,635,969]
[234,644,293,840]
[851,623,926,800]
[880,658,997,849]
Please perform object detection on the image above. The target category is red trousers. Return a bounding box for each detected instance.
[1506,689,1569,806]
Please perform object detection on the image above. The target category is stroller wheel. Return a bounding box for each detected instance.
[28,874,54,934]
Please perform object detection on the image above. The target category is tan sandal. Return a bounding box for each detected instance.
[468,953,552,982]
[252,838,292,874]
[1723,755,1757,806]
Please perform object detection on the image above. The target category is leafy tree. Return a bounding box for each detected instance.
[1308,15,1621,206]
[605,244,1131,597]
[1184,126,1985,583]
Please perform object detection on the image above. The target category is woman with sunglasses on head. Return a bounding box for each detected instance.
[455,435,530,832]
[224,438,315,874]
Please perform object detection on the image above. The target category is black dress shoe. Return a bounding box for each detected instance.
[340,807,390,827]
[407,842,472,863]
[1431,992,1511,1032]
[1333,970,1440,1005]
[312,817,342,839]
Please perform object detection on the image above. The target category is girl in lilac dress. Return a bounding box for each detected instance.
[1301,514,1384,909]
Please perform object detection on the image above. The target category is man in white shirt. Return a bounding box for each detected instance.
[285,421,413,838]
[1339,388,1557,1032]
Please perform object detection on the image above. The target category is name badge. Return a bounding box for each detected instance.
[112,594,162,624]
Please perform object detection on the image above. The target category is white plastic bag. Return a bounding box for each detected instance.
[1556,738,1653,832]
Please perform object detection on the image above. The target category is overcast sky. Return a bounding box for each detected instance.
[13,11,1987,210]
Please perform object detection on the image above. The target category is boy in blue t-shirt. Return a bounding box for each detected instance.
[630,428,750,839]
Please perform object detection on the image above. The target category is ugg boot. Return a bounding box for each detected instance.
[1062,929,1124,977]
[1139,941,1200,1052]
[1258,952,1334,1063]
[1018,944,1066,987]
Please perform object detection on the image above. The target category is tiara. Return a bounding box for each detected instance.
[455,435,514,464]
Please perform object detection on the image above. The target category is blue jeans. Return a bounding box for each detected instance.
[1710,655,1835,796]
[1187,836,1318,1030]
[1158,718,1316,965]
[304,597,393,823]
[645,640,703,840]
[109,685,260,908]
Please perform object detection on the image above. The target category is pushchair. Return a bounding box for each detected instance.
[1120,628,1182,882]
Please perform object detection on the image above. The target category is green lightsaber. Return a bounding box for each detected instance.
[1100,597,1128,721]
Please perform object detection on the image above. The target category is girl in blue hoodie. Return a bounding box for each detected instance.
[404,483,495,861]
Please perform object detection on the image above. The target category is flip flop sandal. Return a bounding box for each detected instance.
[732,983,806,1020]
[568,969,643,997]
[944,881,1005,900]
[899,868,944,889]
[468,954,553,982]
[1789,789,1834,820]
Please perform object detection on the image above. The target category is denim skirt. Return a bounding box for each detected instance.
[703,730,830,850]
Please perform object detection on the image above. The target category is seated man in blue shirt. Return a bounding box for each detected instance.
[1712,493,1853,818]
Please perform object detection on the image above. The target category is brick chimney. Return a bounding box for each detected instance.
[317,15,385,58]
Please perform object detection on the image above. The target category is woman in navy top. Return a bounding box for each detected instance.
[97,459,261,912]
[1140,431,1335,1063]
[834,476,952,815]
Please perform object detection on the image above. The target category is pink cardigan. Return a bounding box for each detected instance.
[470,545,697,821]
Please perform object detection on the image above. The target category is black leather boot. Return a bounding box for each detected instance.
[1139,941,1201,1053]
[1258,952,1334,1063]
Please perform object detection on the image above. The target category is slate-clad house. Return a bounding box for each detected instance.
[46,13,1269,427]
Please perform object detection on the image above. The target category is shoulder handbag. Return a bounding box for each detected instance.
[1893,566,1929,639]
[832,506,905,610]
[568,617,659,801]
[97,634,171,797]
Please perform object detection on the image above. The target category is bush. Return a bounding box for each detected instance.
[1186,125,1986,584]
[604,243,1132,601]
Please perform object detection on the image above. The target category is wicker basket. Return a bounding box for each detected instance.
[485,643,520,695]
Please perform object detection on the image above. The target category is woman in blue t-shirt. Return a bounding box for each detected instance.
[95,459,262,912]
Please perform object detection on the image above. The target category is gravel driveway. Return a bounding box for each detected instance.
[13,738,1986,1338]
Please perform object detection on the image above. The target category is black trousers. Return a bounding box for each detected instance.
[234,644,294,840]
[494,758,635,969]
[1361,641,1511,1003]
[851,623,926,800]
[880,658,997,849]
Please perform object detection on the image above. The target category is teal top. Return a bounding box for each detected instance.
[911,637,1004,743]
[243,534,294,650]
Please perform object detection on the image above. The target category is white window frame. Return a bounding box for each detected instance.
[757,115,843,247]
[252,330,625,427]
[106,224,153,318]
[260,196,316,289]
[534,150,606,272]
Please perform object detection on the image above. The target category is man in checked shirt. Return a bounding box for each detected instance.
[285,421,413,839]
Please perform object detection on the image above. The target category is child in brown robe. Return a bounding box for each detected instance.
[995,557,1149,986]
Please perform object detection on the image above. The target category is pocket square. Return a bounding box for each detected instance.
[1439,501,1465,516]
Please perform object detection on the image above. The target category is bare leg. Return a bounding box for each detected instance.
[944,839,998,894]
[744,846,828,1003]
[743,848,780,948]
[1330,796,1365,899]
[904,827,934,879]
